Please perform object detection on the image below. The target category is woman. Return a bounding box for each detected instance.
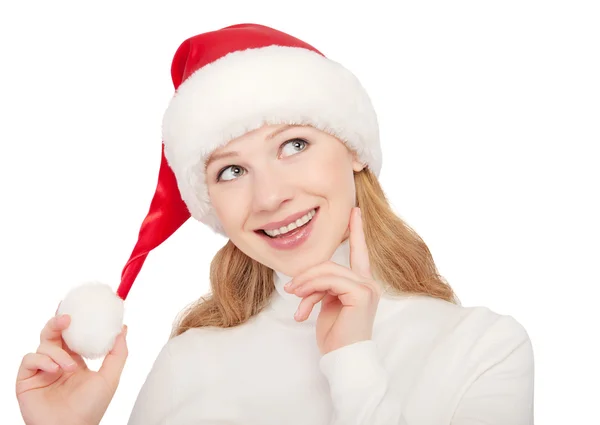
[16,23,534,425]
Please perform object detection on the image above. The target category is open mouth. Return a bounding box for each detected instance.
[257,207,319,239]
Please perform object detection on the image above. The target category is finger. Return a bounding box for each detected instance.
[40,314,71,347]
[15,353,63,397]
[294,292,326,322]
[285,261,360,292]
[61,345,88,370]
[16,371,62,396]
[17,353,61,382]
[36,343,78,373]
[40,314,87,369]
[41,313,87,368]
[350,207,372,278]
[16,354,64,395]
[293,275,373,307]
[98,325,128,390]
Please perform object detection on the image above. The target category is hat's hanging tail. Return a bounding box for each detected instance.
[117,144,191,300]
[58,144,190,360]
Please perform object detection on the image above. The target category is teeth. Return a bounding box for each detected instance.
[264,209,316,237]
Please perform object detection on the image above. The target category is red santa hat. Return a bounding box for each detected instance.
[57,23,381,359]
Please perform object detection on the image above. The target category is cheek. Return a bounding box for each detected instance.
[307,154,356,201]
[208,187,249,231]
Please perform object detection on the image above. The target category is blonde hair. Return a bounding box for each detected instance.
[170,168,456,338]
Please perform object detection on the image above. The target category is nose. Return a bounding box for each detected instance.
[251,166,294,213]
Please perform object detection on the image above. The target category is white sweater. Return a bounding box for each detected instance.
[127,240,534,424]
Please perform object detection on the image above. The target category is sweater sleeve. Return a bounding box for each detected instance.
[127,342,175,425]
[319,340,408,425]
[319,316,534,425]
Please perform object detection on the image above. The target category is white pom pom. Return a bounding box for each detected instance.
[57,282,124,359]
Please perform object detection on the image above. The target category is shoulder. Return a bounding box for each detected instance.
[165,325,232,359]
[140,326,231,390]
[384,296,534,422]
[377,293,531,359]
[128,326,243,423]
[160,320,259,366]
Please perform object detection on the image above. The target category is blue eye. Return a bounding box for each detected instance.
[215,139,309,182]
[217,165,245,182]
[281,138,308,157]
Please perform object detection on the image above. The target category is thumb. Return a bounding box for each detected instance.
[98,325,128,390]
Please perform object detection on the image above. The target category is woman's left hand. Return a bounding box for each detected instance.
[284,207,382,355]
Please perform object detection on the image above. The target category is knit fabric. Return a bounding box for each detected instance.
[127,240,534,424]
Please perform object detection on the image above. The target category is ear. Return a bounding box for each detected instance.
[351,151,366,172]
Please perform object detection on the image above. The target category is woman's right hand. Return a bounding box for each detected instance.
[16,309,128,425]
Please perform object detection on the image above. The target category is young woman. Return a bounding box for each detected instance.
[16,23,534,425]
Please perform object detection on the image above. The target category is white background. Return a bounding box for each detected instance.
[1,1,598,423]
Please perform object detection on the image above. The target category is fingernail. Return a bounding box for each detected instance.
[123,325,128,337]
[357,207,361,217]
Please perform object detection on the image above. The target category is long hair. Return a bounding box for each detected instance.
[170,168,456,338]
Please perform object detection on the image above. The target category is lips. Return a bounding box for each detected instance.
[257,207,318,231]
[256,207,319,250]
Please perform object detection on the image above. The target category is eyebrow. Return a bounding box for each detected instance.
[205,124,303,168]
[265,124,302,140]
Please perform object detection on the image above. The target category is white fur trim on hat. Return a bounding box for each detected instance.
[161,45,380,234]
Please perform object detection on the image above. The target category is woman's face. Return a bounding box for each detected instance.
[206,124,364,276]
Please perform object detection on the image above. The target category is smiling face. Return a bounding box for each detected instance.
[205,124,365,276]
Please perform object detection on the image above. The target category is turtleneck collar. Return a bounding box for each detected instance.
[268,238,351,325]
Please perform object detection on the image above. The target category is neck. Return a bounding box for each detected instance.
[269,238,351,324]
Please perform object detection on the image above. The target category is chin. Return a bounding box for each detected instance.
[272,237,343,277]
[278,260,318,277]
[237,206,346,276]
